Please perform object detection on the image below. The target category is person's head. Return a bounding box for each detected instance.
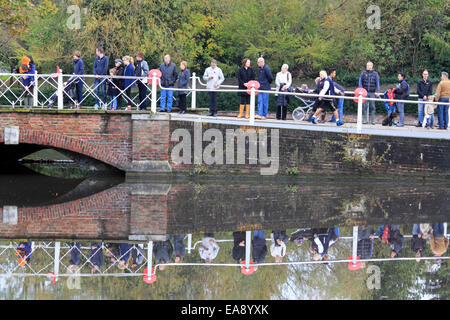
[442,71,449,81]
[205,258,211,264]
[164,54,171,64]
[242,58,251,68]
[180,61,187,71]
[319,70,327,80]
[109,68,117,76]
[117,260,127,270]
[328,68,337,78]
[210,59,217,68]
[391,251,398,258]
[422,69,429,80]
[136,52,144,61]
[281,64,289,73]
[73,50,81,61]
[398,72,405,81]
[131,264,139,273]
[428,96,434,102]
[415,250,422,263]
[96,47,104,57]
[313,253,321,261]
[301,84,308,89]
[366,61,374,71]
[114,58,123,67]
[257,57,265,67]
[275,255,282,263]
[322,255,329,261]
[175,256,182,263]
[122,56,130,66]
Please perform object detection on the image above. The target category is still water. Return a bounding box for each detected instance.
[0,162,448,300]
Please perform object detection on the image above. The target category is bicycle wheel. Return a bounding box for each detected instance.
[292,107,306,122]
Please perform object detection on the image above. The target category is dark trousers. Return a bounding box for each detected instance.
[76,81,83,105]
[125,87,133,107]
[240,95,250,105]
[178,94,187,111]
[137,81,148,110]
[276,105,288,120]
[209,91,218,114]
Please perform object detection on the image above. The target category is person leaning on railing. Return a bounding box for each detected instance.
[435,71,450,130]
[359,61,380,125]
[135,52,149,110]
[275,64,292,121]
[159,54,178,113]
[122,56,136,110]
[93,47,109,110]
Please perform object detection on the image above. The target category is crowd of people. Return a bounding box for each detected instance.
[13,223,448,273]
[15,49,450,129]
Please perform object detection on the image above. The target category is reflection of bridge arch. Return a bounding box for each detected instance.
[0,129,129,170]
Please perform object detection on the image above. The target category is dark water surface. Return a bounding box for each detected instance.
[0,163,448,300]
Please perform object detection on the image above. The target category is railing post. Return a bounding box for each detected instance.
[357,92,363,133]
[54,242,60,281]
[57,70,64,110]
[151,72,157,113]
[147,241,153,278]
[191,73,197,110]
[187,234,192,254]
[352,226,358,267]
[249,85,256,125]
[33,71,38,108]
[245,231,251,271]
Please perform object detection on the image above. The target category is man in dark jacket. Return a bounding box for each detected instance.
[416,70,433,127]
[232,231,246,262]
[357,226,376,265]
[135,52,150,110]
[255,57,274,120]
[159,54,178,113]
[388,225,404,258]
[252,230,267,264]
[72,51,84,108]
[89,242,104,273]
[93,47,109,109]
[411,224,427,262]
[393,73,410,127]
[172,234,186,263]
[359,62,380,125]
[153,237,173,271]
[113,59,124,109]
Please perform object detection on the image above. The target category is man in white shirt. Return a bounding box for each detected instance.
[198,235,220,263]
[203,59,225,117]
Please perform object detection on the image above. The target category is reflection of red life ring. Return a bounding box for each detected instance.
[353,88,368,103]
[143,268,157,284]
[246,80,261,96]
[47,272,57,284]
[148,69,162,85]
[347,255,362,271]
[240,260,256,275]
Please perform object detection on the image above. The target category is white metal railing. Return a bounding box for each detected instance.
[2,71,449,135]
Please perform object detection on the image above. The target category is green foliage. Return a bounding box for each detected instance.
[285,167,300,176]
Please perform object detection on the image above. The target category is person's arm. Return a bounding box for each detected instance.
[319,80,330,97]
[217,69,224,86]
[359,73,363,88]
[237,69,244,87]
[376,72,380,93]
[275,73,281,89]
[173,64,178,82]
[286,72,292,88]
[203,68,209,81]
[266,67,274,84]
[143,61,149,76]
[435,83,442,101]
[313,237,324,253]
[417,81,424,98]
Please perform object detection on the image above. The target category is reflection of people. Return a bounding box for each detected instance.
[357,226,376,267]
[67,242,81,270]
[270,231,287,263]
[290,228,313,246]
[131,244,145,272]
[173,235,186,263]
[118,243,133,270]
[232,231,246,263]
[104,243,120,263]
[309,228,328,261]
[252,230,267,265]
[153,236,173,271]
[430,223,449,257]
[16,242,32,267]
[198,233,220,264]
[90,243,104,274]
[411,224,428,262]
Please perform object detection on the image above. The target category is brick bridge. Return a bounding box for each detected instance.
[0,109,450,177]
[0,181,448,240]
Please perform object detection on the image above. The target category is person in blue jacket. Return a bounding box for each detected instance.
[172,234,186,263]
[72,50,84,108]
[255,57,274,120]
[330,82,345,123]
[18,56,35,107]
[153,236,173,271]
[117,243,133,270]
[252,230,267,266]
[122,56,136,110]
[89,242,104,274]
[93,47,109,110]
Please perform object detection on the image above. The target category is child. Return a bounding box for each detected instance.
[107,68,119,110]
[423,95,436,129]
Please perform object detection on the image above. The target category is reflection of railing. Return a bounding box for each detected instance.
[2,71,448,136]
[1,225,448,283]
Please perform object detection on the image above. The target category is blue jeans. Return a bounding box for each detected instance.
[94,78,107,106]
[257,93,270,117]
[160,87,174,111]
[110,95,117,110]
[437,98,449,129]
[418,98,425,123]
[253,230,265,240]
[432,223,445,238]
[412,224,421,235]
[331,96,344,122]
[424,114,434,127]
[396,102,405,125]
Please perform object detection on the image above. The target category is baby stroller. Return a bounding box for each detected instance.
[382,89,397,126]
[292,87,317,122]
[48,77,78,109]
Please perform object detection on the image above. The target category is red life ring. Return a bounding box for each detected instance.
[143,268,157,284]
[246,80,261,96]
[240,260,256,275]
[347,255,362,271]
[148,69,162,85]
[353,88,368,103]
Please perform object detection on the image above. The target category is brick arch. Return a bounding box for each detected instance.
[6,129,130,170]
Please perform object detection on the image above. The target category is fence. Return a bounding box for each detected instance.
[1,70,449,135]
[0,224,448,282]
